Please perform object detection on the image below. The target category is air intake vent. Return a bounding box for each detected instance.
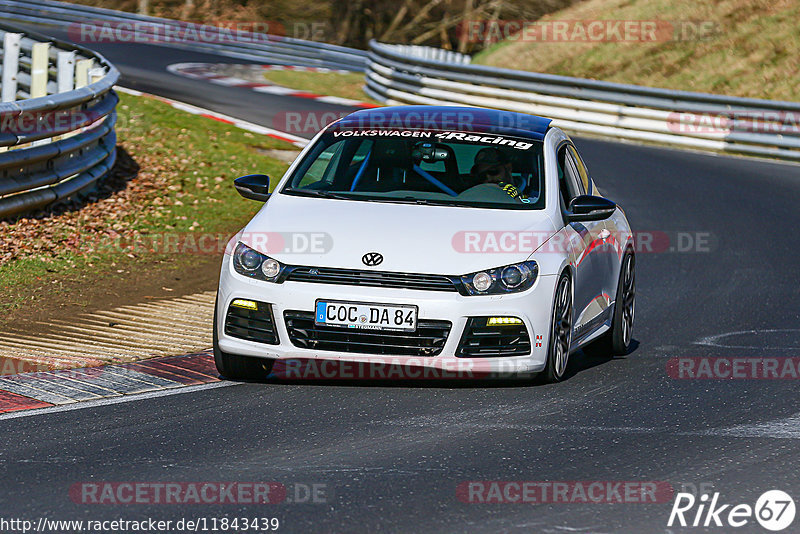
[457,317,531,357]
[285,266,458,292]
[284,311,451,356]
[224,300,279,345]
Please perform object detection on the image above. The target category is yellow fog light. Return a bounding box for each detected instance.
[231,299,258,311]
[486,316,523,326]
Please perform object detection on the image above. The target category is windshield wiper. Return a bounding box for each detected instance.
[287,189,357,200]
[389,197,463,206]
[288,190,465,206]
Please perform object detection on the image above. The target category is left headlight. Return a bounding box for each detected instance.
[459,260,538,296]
[232,242,284,282]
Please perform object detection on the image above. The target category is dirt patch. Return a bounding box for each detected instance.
[0,251,222,335]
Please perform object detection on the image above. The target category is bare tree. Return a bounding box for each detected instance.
[180,0,195,20]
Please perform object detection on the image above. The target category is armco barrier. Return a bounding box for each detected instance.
[0,22,119,218]
[365,41,800,161]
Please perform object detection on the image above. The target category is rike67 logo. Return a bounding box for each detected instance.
[668,490,795,531]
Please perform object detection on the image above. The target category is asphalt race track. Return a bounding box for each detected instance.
[2,26,800,533]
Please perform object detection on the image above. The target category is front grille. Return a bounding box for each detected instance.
[225,301,279,345]
[457,317,531,357]
[284,311,451,356]
[285,266,459,292]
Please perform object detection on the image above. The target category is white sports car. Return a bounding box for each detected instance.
[214,106,635,382]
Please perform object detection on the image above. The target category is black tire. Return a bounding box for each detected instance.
[600,251,635,355]
[213,301,274,380]
[540,273,573,384]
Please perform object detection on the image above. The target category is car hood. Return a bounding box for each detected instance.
[239,193,558,274]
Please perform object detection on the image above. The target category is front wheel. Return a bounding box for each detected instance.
[540,273,573,383]
[213,301,274,380]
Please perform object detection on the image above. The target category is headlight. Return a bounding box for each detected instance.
[460,260,538,295]
[233,242,284,282]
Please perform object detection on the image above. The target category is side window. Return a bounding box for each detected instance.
[567,145,590,194]
[556,145,582,209]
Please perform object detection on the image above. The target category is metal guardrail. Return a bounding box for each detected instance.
[0,0,369,72]
[366,41,800,161]
[382,44,471,65]
[0,22,119,218]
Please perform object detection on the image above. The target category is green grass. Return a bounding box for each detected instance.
[262,69,380,104]
[0,92,296,315]
[115,95,289,233]
[474,0,800,101]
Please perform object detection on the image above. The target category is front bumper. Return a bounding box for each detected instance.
[216,255,558,375]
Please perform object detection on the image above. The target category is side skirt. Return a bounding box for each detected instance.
[570,303,614,352]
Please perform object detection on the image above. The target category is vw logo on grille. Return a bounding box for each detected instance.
[362,252,384,266]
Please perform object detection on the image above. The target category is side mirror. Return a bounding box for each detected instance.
[565,195,616,222]
[234,174,271,202]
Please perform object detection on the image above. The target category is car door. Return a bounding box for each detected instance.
[557,144,609,339]
[567,144,619,320]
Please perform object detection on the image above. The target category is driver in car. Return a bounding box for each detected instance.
[470,148,526,201]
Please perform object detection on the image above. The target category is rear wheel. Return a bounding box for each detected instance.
[540,273,573,383]
[213,301,273,380]
[601,251,635,355]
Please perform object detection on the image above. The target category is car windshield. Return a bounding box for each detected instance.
[281,130,546,209]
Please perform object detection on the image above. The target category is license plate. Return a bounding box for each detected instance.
[315,300,417,332]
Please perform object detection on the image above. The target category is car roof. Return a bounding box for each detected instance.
[333,105,552,141]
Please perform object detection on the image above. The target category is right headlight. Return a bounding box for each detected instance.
[232,242,284,282]
[459,260,538,296]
